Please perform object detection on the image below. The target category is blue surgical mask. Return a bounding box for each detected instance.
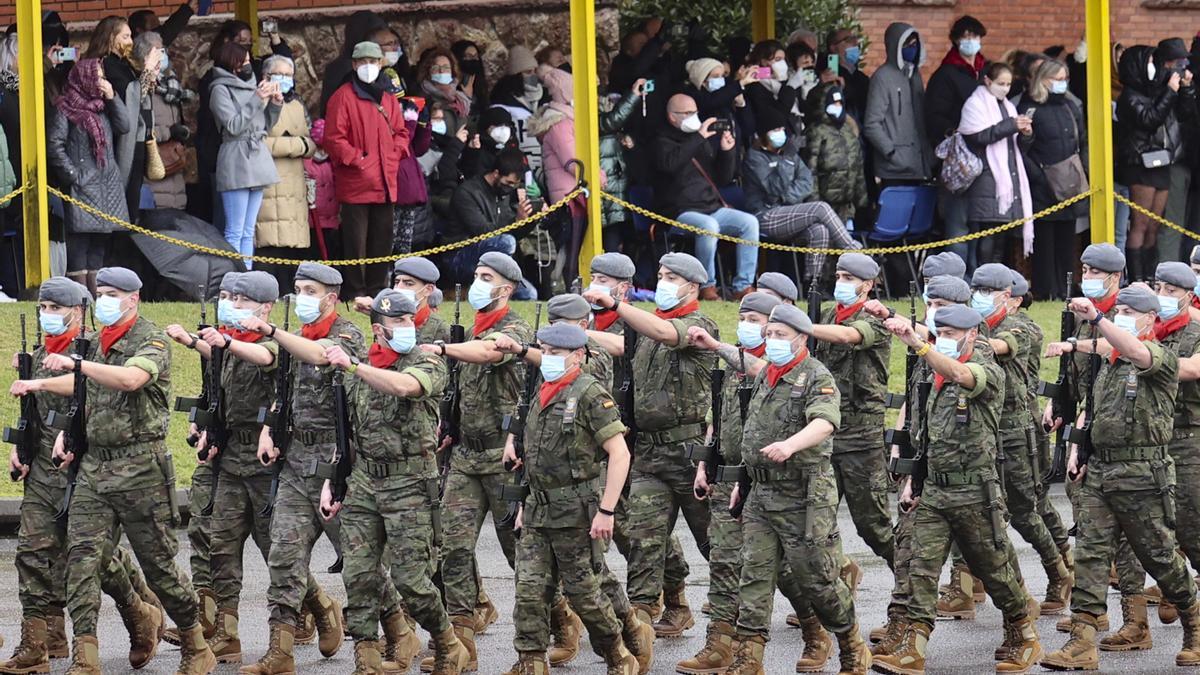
[654,280,682,311]
[271,74,294,94]
[1114,314,1141,337]
[227,306,255,329]
[764,338,797,366]
[970,291,997,316]
[1049,80,1069,95]
[540,354,568,382]
[737,321,764,348]
[95,295,126,327]
[396,289,417,305]
[767,129,787,148]
[39,312,68,336]
[958,38,982,58]
[844,45,862,67]
[833,281,860,306]
[217,298,235,326]
[925,308,938,334]
[934,335,961,359]
[1080,278,1108,299]
[922,289,931,304]
[294,294,322,325]
[706,76,726,92]
[901,45,919,64]
[826,103,844,119]
[587,282,614,310]
[468,279,495,310]
[1194,280,1200,298]
[431,119,448,135]
[431,72,453,86]
[1159,295,1182,320]
[387,325,417,354]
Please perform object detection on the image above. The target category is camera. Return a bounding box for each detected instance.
[260,19,278,35]
[711,119,732,133]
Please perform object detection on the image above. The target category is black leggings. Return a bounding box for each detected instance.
[1031,219,1077,300]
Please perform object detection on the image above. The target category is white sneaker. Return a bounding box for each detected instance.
[0,290,16,303]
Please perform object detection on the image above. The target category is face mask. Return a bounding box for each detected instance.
[431,72,453,86]
[39,312,68,336]
[294,294,323,324]
[679,114,702,134]
[493,181,516,197]
[523,74,540,88]
[271,75,294,94]
[431,119,448,135]
[958,38,982,58]
[934,335,962,359]
[227,306,255,329]
[767,129,787,148]
[826,103,844,119]
[771,60,789,80]
[925,308,938,334]
[1159,295,1182,320]
[1114,314,1141,337]
[489,125,512,145]
[737,321,764,348]
[1050,80,1069,95]
[403,107,419,122]
[970,291,998,316]
[1148,61,1157,82]
[357,63,381,83]
[540,354,569,382]
[587,282,615,310]
[833,281,860,306]
[1081,278,1108,298]
[654,280,682,311]
[706,76,725,92]
[844,45,861,67]
[95,295,126,327]
[901,45,919,64]
[764,338,797,366]
[237,63,254,81]
[468,279,495,310]
[384,50,401,67]
[217,298,235,326]
[1194,280,1200,297]
[387,325,417,353]
[394,289,418,307]
[987,83,1011,99]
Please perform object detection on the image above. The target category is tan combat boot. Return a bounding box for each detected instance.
[786,613,801,628]
[175,624,216,675]
[996,615,1042,673]
[238,622,295,675]
[429,626,470,675]
[64,636,100,675]
[841,557,864,598]
[972,573,987,603]
[700,601,711,615]
[835,625,872,675]
[1040,612,1099,670]
[1179,602,1200,666]
[596,636,638,675]
[872,622,929,675]
[547,597,582,666]
[1055,612,1107,634]
[1042,560,1072,615]
[420,616,476,673]
[675,620,734,674]
[936,565,976,620]
[653,585,695,637]
[352,640,385,675]
[381,610,420,672]
[46,610,68,659]
[724,635,766,675]
[1058,543,1074,572]
[871,616,909,658]
[1099,594,1151,651]
[207,609,242,664]
[302,589,344,658]
[1160,598,1180,625]
[0,617,49,674]
[500,651,549,675]
[293,607,316,645]
[621,608,654,674]
[196,589,218,640]
[795,616,832,672]
[118,595,162,669]
[1143,585,1162,605]
[141,588,168,643]
[473,591,500,635]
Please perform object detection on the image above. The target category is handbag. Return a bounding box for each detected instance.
[1141,149,1172,169]
[144,134,166,181]
[935,132,983,194]
[158,140,188,177]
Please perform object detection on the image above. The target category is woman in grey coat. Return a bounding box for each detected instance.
[209,41,281,267]
[47,57,130,293]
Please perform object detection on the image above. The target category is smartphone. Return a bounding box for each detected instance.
[644,79,656,93]
[827,54,839,73]
[56,46,77,62]
[755,66,771,80]
[711,119,732,133]
[261,19,277,34]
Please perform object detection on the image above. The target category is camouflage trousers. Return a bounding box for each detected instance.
[514,524,626,652]
[625,457,711,606]
[887,505,916,619]
[613,492,688,592]
[16,478,145,619]
[830,442,895,567]
[441,468,519,618]
[1113,460,1200,597]
[66,466,198,636]
[999,429,1062,567]
[341,466,448,640]
[188,466,212,590]
[1035,431,1071,548]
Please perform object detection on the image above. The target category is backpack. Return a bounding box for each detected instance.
[935,132,983,194]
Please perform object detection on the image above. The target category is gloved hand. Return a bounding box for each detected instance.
[169,123,192,143]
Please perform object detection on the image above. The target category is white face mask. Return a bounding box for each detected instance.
[679,114,702,134]
[1148,60,1157,82]
[1114,314,1142,337]
[771,59,789,80]
[489,125,512,145]
[356,63,381,83]
[384,50,401,67]
[736,321,764,348]
[987,82,1011,99]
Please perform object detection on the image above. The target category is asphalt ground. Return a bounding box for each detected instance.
[0,484,1193,673]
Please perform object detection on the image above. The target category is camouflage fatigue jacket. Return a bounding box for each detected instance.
[1161,320,1200,464]
[523,372,625,528]
[981,311,1035,434]
[1069,299,1117,403]
[718,357,757,466]
[220,338,279,477]
[583,336,613,388]
[418,313,452,344]
[1009,310,1046,436]
[353,346,446,473]
[455,308,532,473]
[28,342,75,488]
[288,314,366,469]
[814,304,891,446]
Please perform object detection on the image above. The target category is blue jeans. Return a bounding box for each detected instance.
[938,188,973,272]
[221,188,264,268]
[677,208,760,291]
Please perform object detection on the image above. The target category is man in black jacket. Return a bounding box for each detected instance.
[446,148,535,291]
[653,93,759,301]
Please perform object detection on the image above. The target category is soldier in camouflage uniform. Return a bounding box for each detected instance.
[13,268,215,673]
[582,252,716,639]
[3,278,164,674]
[354,258,452,344]
[754,271,798,305]
[1041,285,1200,670]
[874,303,1042,675]
[319,289,471,675]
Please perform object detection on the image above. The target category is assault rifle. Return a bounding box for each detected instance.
[722,348,754,518]
[438,284,465,496]
[807,276,822,325]
[619,327,638,450]
[258,297,293,518]
[5,315,38,481]
[48,337,91,520]
[1038,273,1076,483]
[1065,332,1098,481]
[319,371,354,517]
[686,368,725,492]
[885,283,920,474]
[176,296,227,516]
[500,303,542,533]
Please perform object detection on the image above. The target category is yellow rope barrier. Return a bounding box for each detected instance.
[1114,192,1199,240]
[0,182,27,207]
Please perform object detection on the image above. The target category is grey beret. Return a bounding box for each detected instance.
[740,291,781,317]
[659,252,707,284]
[590,252,636,280]
[934,303,983,330]
[1191,245,1200,265]
[768,304,814,336]
[537,322,587,349]
[756,272,798,301]
[547,294,591,321]
[39,276,88,307]
[925,275,971,303]
[971,263,1013,290]
[1080,243,1125,274]
[372,288,417,317]
[836,253,880,280]
[1010,271,1029,298]
[428,288,444,308]
[1117,285,1160,313]
[95,267,142,292]
[1157,262,1197,290]
[295,262,343,287]
[393,257,440,284]
[220,271,242,293]
[478,251,522,284]
[74,281,93,307]
[233,271,279,304]
[922,252,966,279]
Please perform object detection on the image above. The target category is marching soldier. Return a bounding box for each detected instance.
[587,253,638,337]
[755,272,797,304]
[1041,285,1200,670]
[497,294,612,383]
[320,289,471,675]
[354,257,451,343]
[873,303,1042,675]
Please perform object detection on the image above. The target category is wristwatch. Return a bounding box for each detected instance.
[267,323,277,337]
[434,340,447,356]
[1089,314,1103,327]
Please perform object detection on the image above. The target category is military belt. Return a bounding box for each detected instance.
[358,455,431,478]
[231,428,257,445]
[529,477,601,505]
[641,423,704,446]
[94,444,153,461]
[930,469,987,487]
[745,465,809,483]
[1096,445,1168,462]
[841,411,885,426]
[294,428,336,446]
[459,432,506,453]
[1172,427,1200,441]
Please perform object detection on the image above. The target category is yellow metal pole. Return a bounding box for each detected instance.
[17,0,49,287]
[235,0,260,56]
[751,0,775,43]
[571,0,603,284]
[1086,0,1114,244]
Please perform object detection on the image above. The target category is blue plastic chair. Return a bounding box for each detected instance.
[866,185,937,296]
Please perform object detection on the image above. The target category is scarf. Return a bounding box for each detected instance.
[1155,312,1191,341]
[1092,292,1117,317]
[835,301,865,325]
[549,100,574,120]
[56,58,109,167]
[421,78,470,119]
[984,307,1009,332]
[766,346,808,387]
[593,309,620,333]
[934,350,972,391]
[654,300,700,321]
[746,343,766,359]
[45,326,81,355]
[155,71,186,105]
[228,329,264,344]
[539,367,581,408]
[0,70,18,93]
[368,342,401,369]
[960,85,1034,256]
[100,316,137,355]
[473,305,510,337]
[1110,333,1154,365]
[414,304,431,329]
[941,47,985,79]
[300,312,338,341]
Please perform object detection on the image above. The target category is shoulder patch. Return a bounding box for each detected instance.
[602,399,616,409]
[338,333,354,340]
[148,340,167,350]
[819,387,835,394]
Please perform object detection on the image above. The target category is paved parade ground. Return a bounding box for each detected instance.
[0,485,1189,674]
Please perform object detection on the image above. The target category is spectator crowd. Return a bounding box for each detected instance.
[0,6,1198,302]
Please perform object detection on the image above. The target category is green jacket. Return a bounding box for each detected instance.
[1161,319,1200,464]
[353,345,446,466]
[599,90,640,227]
[0,122,16,200]
[455,308,532,473]
[804,94,868,220]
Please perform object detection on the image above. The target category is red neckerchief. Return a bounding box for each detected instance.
[414,304,431,329]
[228,329,264,343]
[539,368,581,408]
[835,300,865,325]
[746,343,766,359]
[984,306,1008,332]
[45,326,81,355]
[368,342,401,369]
[934,349,972,391]
[1192,295,1200,310]
[655,300,700,320]
[941,47,984,78]
[1110,333,1155,365]
[593,309,620,332]
[766,346,809,388]
[473,305,510,337]
[300,312,338,341]
[1091,292,1117,316]
[100,316,137,355]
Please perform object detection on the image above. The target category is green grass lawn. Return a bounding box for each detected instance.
[0,298,1065,497]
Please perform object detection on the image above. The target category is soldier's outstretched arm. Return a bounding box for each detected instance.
[688,326,767,377]
[200,327,275,366]
[811,323,863,345]
[423,339,505,364]
[760,418,836,463]
[584,289,678,345]
[587,330,624,356]
[270,329,330,366]
[1178,353,1200,382]
[1086,308,1153,369]
[327,346,424,398]
[10,374,72,397]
